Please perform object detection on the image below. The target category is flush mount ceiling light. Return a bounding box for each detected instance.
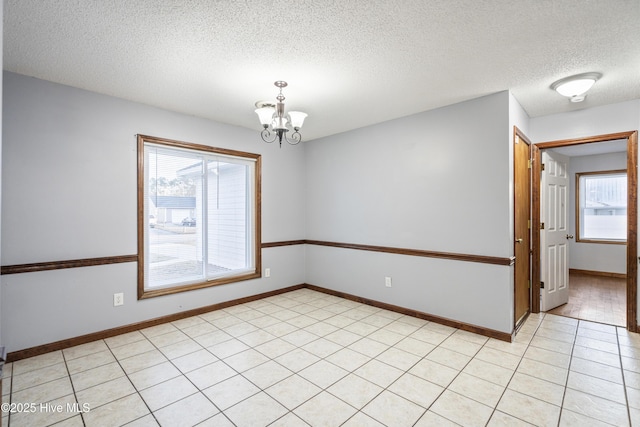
[255,81,308,147]
[551,72,602,103]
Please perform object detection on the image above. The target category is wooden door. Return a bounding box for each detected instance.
[514,132,531,326]
[540,150,570,311]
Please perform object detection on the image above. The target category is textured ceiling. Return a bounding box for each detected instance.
[4,1,640,141]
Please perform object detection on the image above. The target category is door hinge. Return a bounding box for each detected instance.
[541,163,545,171]
[540,281,545,289]
[528,159,532,169]
[540,222,545,229]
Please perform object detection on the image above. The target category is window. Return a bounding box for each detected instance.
[138,135,261,298]
[576,170,627,244]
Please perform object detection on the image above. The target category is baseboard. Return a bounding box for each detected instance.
[569,268,626,279]
[8,282,513,362]
[7,284,305,362]
[306,284,513,342]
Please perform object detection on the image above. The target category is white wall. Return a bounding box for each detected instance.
[305,91,518,333]
[568,152,627,274]
[530,100,640,325]
[1,72,307,352]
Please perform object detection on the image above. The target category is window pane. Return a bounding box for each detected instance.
[580,172,627,241]
[145,147,203,288]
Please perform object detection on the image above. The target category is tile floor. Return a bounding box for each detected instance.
[1,288,639,426]
[548,272,626,326]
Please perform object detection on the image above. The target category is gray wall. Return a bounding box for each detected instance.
[568,151,627,274]
[1,72,307,352]
[530,99,640,325]
[305,91,523,333]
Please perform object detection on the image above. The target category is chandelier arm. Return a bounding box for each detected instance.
[260,128,277,143]
[285,131,302,145]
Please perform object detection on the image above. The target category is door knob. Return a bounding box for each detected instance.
[515,238,523,244]
[566,234,574,239]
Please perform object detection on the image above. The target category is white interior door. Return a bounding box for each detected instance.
[540,150,571,311]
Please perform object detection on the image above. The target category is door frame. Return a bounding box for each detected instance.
[531,130,638,332]
[514,127,532,329]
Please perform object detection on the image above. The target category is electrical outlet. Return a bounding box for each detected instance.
[385,277,392,287]
[113,293,124,306]
[265,268,271,278]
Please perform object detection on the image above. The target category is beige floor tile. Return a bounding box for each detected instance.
[192,329,233,348]
[147,330,190,348]
[11,376,73,405]
[497,389,560,427]
[624,369,640,389]
[485,337,528,357]
[388,373,443,408]
[104,330,146,349]
[202,374,260,410]
[76,376,136,409]
[185,360,236,390]
[275,348,321,372]
[367,328,404,346]
[255,338,297,359]
[325,348,370,372]
[110,339,155,360]
[475,347,522,370]
[393,337,435,357]
[9,393,79,427]
[141,323,179,338]
[426,346,471,370]
[223,348,270,372]
[299,360,348,389]
[623,355,640,373]
[558,409,614,427]
[572,344,621,368]
[562,388,630,426]
[139,376,197,411]
[66,350,116,375]
[82,392,149,426]
[354,359,403,388]
[242,360,293,389]
[269,412,310,427]
[11,362,68,392]
[440,336,483,357]
[409,328,449,346]
[237,329,278,347]
[153,392,218,427]
[409,359,459,387]
[12,351,64,375]
[172,315,206,329]
[180,321,218,338]
[431,390,493,427]
[207,338,250,359]
[375,347,420,371]
[575,336,619,355]
[507,372,565,406]
[524,346,571,369]
[119,350,168,375]
[127,361,182,391]
[70,362,125,392]
[570,357,624,384]
[327,373,383,409]
[348,337,389,357]
[62,340,109,361]
[567,371,627,404]
[323,329,362,347]
[158,338,202,360]
[626,386,640,409]
[225,392,288,427]
[487,410,536,426]
[342,412,386,426]
[301,337,342,358]
[414,410,460,426]
[294,391,357,426]
[265,374,321,409]
[363,390,425,426]
[516,357,568,386]
[448,372,505,407]
[172,348,218,373]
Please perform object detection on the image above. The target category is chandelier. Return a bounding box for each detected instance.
[255,81,307,147]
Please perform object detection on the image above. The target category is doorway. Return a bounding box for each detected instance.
[531,131,638,332]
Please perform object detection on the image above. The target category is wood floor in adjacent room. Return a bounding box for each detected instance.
[547,271,626,327]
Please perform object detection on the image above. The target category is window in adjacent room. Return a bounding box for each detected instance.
[138,135,261,298]
[576,170,627,244]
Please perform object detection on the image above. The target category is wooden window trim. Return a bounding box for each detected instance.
[575,169,627,245]
[137,134,261,299]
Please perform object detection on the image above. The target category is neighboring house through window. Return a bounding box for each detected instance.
[576,170,627,244]
[138,135,261,298]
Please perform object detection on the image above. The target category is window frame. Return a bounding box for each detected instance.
[137,134,262,299]
[576,169,627,245]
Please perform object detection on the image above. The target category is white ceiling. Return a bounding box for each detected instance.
[4,1,640,142]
